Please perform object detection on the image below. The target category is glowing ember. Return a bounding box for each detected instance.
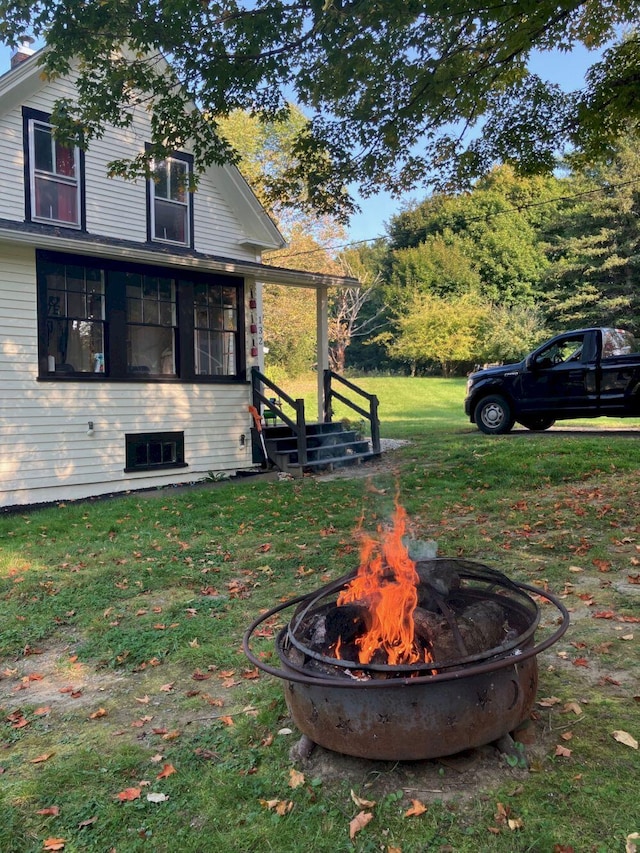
[336,501,425,665]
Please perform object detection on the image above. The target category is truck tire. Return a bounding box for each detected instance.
[474,395,515,435]
[518,416,556,431]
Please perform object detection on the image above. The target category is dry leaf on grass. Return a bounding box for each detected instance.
[404,799,427,817]
[612,730,638,749]
[350,790,376,808]
[43,839,65,851]
[289,768,305,788]
[116,787,141,802]
[349,811,374,839]
[156,763,177,779]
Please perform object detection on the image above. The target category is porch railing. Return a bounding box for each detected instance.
[251,367,307,465]
[323,369,381,455]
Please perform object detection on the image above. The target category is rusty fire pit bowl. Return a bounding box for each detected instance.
[243,559,570,761]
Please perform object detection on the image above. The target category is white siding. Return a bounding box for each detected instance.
[0,66,265,260]
[0,245,257,509]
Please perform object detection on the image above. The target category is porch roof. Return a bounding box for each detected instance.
[0,217,358,290]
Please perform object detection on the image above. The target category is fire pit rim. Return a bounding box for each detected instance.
[242,563,570,690]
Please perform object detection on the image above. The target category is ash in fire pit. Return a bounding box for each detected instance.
[244,505,569,761]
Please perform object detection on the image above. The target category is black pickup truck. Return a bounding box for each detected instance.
[464,327,640,434]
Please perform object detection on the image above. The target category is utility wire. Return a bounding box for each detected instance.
[270,175,640,262]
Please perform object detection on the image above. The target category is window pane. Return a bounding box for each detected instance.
[33,124,53,172]
[154,161,169,199]
[154,198,187,243]
[169,160,187,202]
[67,291,86,317]
[55,142,76,178]
[127,298,143,323]
[34,176,78,224]
[128,325,175,375]
[46,318,104,373]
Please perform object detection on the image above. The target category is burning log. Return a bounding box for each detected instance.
[413,599,507,663]
[415,559,461,610]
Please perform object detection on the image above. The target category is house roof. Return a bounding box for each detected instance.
[0,217,358,290]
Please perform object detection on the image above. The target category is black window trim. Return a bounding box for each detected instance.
[36,249,246,383]
[145,145,195,250]
[124,430,187,473]
[22,106,86,231]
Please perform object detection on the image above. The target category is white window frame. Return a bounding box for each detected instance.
[28,118,81,228]
[149,156,192,247]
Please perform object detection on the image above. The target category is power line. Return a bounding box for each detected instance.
[271,175,640,261]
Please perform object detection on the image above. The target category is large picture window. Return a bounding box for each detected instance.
[148,154,193,247]
[23,108,83,228]
[37,251,244,382]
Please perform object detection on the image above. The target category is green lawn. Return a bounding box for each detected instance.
[0,376,638,852]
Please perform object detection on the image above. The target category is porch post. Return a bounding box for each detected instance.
[316,284,329,422]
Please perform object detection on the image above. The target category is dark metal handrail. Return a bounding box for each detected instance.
[251,367,307,465]
[323,369,381,454]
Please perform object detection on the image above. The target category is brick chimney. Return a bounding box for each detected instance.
[11,37,35,69]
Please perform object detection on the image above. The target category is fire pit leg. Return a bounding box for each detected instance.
[493,733,528,769]
[290,734,316,762]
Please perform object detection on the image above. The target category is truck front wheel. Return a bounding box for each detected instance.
[474,395,515,435]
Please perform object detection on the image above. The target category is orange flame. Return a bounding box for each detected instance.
[336,501,421,665]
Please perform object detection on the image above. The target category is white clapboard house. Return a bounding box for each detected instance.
[0,43,359,509]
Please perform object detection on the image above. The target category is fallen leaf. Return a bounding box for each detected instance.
[351,790,376,808]
[508,817,524,830]
[135,695,150,704]
[560,731,573,741]
[161,730,181,741]
[156,763,177,779]
[537,696,561,707]
[554,745,572,758]
[43,839,65,851]
[159,682,175,692]
[116,787,141,802]
[30,753,55,764]
[260,798,293,815]
[33,707,51,716]
[89,708,108,719]
[612,730,638,750]
[36,807,60,816]
[147,792,169,803]
[77,817,98,829]
[349,811,374,839]
[289,768,305,789]
[404,799,427,817]
[626,832,639,853]
[562,702,583,716]
[219,716,235,727]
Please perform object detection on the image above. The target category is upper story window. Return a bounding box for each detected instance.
[23,108,84,228]
[148,153,194,247]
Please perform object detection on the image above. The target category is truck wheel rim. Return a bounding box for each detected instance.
[482,404,503,427]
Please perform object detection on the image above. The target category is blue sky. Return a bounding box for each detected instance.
[0,40,602,245]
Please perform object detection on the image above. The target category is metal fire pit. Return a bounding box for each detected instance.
[243,559,570,761]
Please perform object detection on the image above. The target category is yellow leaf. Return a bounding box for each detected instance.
[404,799,427,817]
[188,638,200,648]
[349,811,374,839]
[508,817,524,831]
[612,730,639,750]
[289,768,305,789]
[350,789,376,808]
[626,832,639,853]
[43,839,65,851]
